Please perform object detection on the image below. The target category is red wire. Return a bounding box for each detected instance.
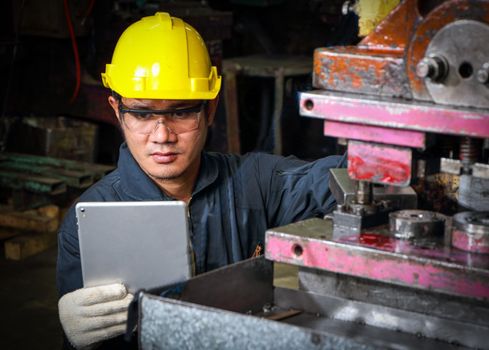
[63,0,81,103]
[83,0,97,20]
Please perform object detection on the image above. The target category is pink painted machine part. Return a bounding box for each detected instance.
[324,120,426,149]
[300,90,489,138]
[347,141,412,186]
[266,228,489,301]
[452,230,489,254]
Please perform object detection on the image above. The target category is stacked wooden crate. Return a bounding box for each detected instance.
[1,205,59,260]
[0,153,114,260]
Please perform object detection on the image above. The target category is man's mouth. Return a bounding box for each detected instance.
[150,152,179,164]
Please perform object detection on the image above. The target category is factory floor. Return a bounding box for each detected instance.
[0,245,62,349]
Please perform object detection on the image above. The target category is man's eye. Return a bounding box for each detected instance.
[129,112,152,120]
[173,111,194,119]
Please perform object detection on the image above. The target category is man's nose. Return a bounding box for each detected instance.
[150,120,176,142]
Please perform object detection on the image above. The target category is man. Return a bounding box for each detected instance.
[57,12,343,349]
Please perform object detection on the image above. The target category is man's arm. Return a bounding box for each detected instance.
[261,153,345,228]
[57,208,83,297]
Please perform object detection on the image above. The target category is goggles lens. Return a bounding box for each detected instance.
[118,101,207,135]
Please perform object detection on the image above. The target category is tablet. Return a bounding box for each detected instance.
[76,201,191,292]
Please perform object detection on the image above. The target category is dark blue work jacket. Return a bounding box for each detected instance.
[57,143,343,297]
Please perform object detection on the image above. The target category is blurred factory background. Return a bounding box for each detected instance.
[0,1,356,348]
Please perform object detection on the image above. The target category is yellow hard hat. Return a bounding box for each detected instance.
[102,12,221,100]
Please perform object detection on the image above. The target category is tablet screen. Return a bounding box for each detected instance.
[76,201,191,292]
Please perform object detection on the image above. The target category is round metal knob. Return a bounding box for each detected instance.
[477,62,489,84]
[416,56,449,82]
[390,210,446,240]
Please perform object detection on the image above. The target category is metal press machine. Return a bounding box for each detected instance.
[135,1,489,348]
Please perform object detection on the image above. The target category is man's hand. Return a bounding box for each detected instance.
[58,283,133,349]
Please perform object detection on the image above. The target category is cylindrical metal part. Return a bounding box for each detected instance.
[416,55,449,82]
[421,20,489,109]
[356,180,373,205]
[452,211,489,254]
[389,210,446,240]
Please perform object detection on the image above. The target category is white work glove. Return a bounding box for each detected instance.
[58,283,133,349]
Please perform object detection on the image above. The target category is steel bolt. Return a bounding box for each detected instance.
[477,63,489,84]
[416,59,432,78]
[416,56,449,82]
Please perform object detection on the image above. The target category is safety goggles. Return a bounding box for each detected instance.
[117,100,207,135]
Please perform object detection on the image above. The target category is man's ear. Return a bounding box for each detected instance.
[206,96,219,126]
[108,95,122,124]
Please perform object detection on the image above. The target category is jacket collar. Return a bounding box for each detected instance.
[193,151,219,196]
[118,143,219,201]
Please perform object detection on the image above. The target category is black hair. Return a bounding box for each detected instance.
[111,91,122,101]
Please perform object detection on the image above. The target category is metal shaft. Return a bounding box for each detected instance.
[356,180,373,205]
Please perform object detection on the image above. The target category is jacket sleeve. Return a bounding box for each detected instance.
[262,153,346,228]
[55,196,86,350]
[56,173,122,297]
[56,205,83,297]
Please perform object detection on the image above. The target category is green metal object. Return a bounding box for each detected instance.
[0,152,115,208]
[0,153,114,181]
[0,161,94,189]
[0,170,66,195]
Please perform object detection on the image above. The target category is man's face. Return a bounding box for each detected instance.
[108,96,216,183]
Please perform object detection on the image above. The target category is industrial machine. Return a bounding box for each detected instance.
[133,1,489,348]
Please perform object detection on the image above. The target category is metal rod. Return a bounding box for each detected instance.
[356,180,373,205]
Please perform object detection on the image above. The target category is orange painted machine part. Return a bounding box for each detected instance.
[313,0,489,101]
[406,0,489,100]
[313,47,408,97]
[313,0,420,98]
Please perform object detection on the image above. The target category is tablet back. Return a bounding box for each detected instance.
[76,201,191,292]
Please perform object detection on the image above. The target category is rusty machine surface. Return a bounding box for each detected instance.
[134,1,489,349]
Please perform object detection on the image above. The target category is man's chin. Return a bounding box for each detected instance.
[144,159,184,180]
[148,168,184,181]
